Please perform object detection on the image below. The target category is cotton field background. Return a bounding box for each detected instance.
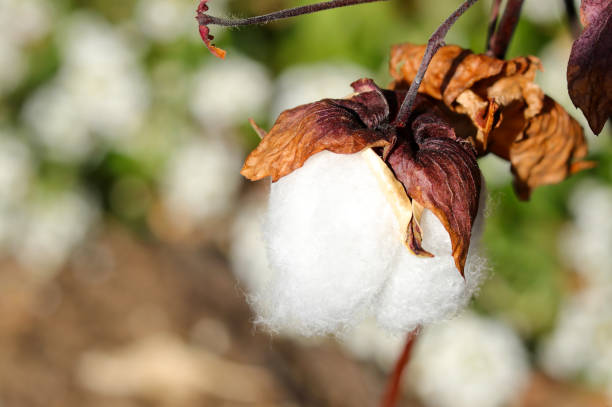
[0,0,611,406]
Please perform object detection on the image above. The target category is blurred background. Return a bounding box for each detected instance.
[0,0,611,406]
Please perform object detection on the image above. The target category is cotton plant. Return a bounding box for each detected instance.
[196,0,608,405]
[22,13,149,162]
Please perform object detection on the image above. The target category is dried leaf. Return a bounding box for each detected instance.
[568,0,612,134]
[509,96,596,199]
[388,112,481,276]
[390,43,592,199]
[390,44,505,106]
[241,79,393,182]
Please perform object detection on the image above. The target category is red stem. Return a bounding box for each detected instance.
[197,0,388,27]
[487,0,524,58]
[379,327,420,407]
[486,0,503,51]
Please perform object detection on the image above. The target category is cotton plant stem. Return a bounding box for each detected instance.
[393,0,479,128]
[379,327,421,407]
[197,0,389,28]
[486,0,524,58]
[485,0,503,51]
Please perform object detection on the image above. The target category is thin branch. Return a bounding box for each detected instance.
[486,0,503,51]
[563,0,581,38]
[487,0,524,59]
[197,0,389,27]
[393,0,480,128]
[379,327,421,407]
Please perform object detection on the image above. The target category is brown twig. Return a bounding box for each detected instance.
[197,0,389,27]
[379,327,421,407]
[487,0,524,59]
[486,0,503,51]
[393,0,480,128]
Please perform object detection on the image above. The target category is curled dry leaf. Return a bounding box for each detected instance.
[390,43,592,200]
[567,0,612,134]
[388,112,481,275]
[196,0,227,59]
[241,79,393,182]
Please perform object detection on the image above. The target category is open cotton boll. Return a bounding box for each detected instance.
[376,184,487,333]
[254,151,400,335]
[408,312,529,407]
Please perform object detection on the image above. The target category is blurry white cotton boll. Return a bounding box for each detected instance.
[190,55,271,129]
[0,41,25,95]
[271,63,370,120]
[559,181,612,285]
[24,14,148,161]
[162,138,242,223]
[253,150,487,336]
[539,287,612,399]
[0,135,33,205]
[135,0,195,43]
[60,15,149,140]
[0,0,52,46]
[23,84,92,161]
[409,312,530,407]
[12,190,99,279]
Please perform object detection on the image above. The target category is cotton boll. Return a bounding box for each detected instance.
[135,0,194,43]
[539,286,612,398]
[22,83,93,161]
[376,185,487,333]
[0,41,25,96]
[161,138,242,223]
[0,135,33,205]
[408,312,530,407]
[190,56,271,129]
[12,190,99,279]
[559,181,612,286]
[254,151,400,335]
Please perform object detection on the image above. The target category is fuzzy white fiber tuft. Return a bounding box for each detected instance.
[252,150,487,335]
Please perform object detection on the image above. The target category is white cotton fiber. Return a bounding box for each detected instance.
[253,151,401,335]
[253,150,487,336]
[376,207,486,333]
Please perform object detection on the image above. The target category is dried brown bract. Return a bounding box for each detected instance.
[567,0,612,134]
[390,43,592,199]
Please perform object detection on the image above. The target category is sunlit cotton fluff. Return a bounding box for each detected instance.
[253,150,487,335]
[408,312,529,407]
